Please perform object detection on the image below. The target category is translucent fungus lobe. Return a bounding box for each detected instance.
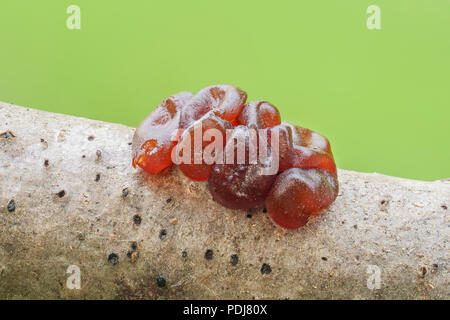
[132,91,194,174]
[179,85,247,129]
[208,126,277,210]
[237,101,281,130]
[265,168,339,229]
[177,113,232,181]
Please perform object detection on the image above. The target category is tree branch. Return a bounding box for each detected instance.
[0,102,448,299]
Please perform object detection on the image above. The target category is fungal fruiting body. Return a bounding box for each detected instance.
[132,91,194,174]
[132,85,338,229]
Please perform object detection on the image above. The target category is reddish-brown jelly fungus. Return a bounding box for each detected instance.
[179,84,247,129]
[237,101,281,130]
[177,114,232,181]
[208,126,277,209]
[132,85,338,229]
[266,168,338,229]
[132,91,193,174]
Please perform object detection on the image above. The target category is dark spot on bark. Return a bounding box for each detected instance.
[88,135,95,141]
[82,155,86,158]
[96,150,102,159]
[7,199,15,212]
[442,204,447,210]
[205,249,214,260]
[44,159,49,167]
[130,242,137,251]
[128,142,132,145]
[353,224,358,229]
[77,232,85,241]
[321,257,328,261]
[95,174,101,182]
[261,263,272,274]
[181,250,188,258]
[355,255,360,260]
[0,131,15,139]
[380,199,390,212]
[127,251,132,259]
[159,229,167,240]
[262,207,267,213]
[133,214,141,226]
[247,213,252,218]
[156,274,166,287]
[166,198,172,203]
[57,190,65,198]
[231,254,239,266]
[122,188,129,198]
[419,266,427,278]
[40,138,48,148]
[432,263,439,270]
[108,253,119,265]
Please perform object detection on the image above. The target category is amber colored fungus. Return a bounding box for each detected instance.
[179,85,247,130]
[132,85,339,229]
[266,168,338,229]
[237,101,280,130]
[132,91,194,174]
[177,114,232,181]
[208,126,277,210]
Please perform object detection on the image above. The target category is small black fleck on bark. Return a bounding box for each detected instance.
[95,174,101,182]
[321,257,328,261]
[442,204,447,210]
[261,263,272,274]
[108,253,119,265]
[96,150,102,159]
[88,135,95,141]
[40,138,48,147]
[181,250,188,258]
[7,199,16,212]
[156,274,166,287]
[246,213,252,218]
[133,214,142,226]
[82,155,86,158]
[44,159,49,167]
[159,229,167,240]
[231,254,239,266]
[130,242,137,251]
[262,207,267,213]
[57,190,65,198]
[122,188,129,198]
[205,249,214,260]
[419,266,427,278]
[127,251,132,259]
[166,198,172,203]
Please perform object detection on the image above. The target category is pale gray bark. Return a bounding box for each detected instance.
[0,102,448,299]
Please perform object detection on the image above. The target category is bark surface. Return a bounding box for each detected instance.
[0,102,448,299]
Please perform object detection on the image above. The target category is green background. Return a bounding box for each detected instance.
[1,1,449,181]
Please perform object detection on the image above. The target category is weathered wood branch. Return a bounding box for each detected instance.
[0,102,448,299]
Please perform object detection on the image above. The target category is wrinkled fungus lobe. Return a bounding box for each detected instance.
[132,85,338,229]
